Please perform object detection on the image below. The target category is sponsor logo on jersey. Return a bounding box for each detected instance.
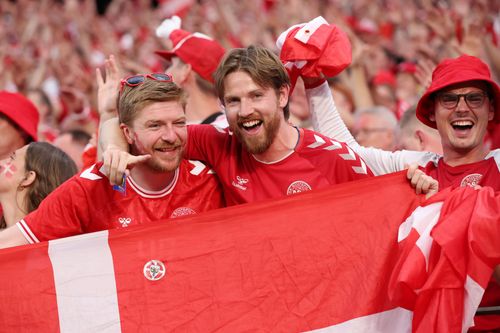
[287,180,312,195]
[232,176,249,191]
[143,260,166,281]
[170,207,197,218]
[118,217,132,227]
[460,173,483,188]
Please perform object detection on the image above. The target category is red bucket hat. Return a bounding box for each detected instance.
[416,55,500,128]
[0,91,39,141]
[155,29,226,83]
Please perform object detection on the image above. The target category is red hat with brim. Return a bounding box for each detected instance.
[155,29,226,83]
[0,91,39,141]
[416,54,500,129]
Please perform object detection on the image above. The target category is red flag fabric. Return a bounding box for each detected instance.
[0,172,498,332]
[389,187,500,333]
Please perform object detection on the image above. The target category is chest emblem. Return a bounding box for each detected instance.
[232,176,249,191]
[460,173,483,188]
[171,207,196,218]
[287,181,312,195]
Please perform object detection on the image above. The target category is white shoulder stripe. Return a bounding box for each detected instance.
[307,134,326,148]
[17,219,40,244]
[188,160,207,175]
[80,164,102,181]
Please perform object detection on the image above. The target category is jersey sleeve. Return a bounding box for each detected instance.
[16,177,88,243]
[307,82,438,175]
[185,124,227,167]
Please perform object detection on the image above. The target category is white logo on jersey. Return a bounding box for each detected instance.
[188,160,206,175]
[460,173,483,188]
[287,181,312,195]
[118,217,131,227]
[170,207,196,218]
[232,176,249,191]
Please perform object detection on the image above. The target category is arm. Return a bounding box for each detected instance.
[0,226,29,249]
[306,81,437,175]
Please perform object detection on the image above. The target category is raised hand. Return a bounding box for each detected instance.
[96,55,122,121]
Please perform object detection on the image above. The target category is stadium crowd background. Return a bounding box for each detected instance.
[0,0,499,163]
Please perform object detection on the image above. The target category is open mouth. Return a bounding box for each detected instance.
[240,119,263,133]
[451,120,474,131]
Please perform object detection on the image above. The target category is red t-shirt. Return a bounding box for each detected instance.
[17,160,224,243]
[186,125,373,206]
[422,152,500,190]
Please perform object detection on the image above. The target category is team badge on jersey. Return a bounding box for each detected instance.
[170,207,196,218]
[460,173,483,188]
[143,260,166,281]
[287,180,312,195]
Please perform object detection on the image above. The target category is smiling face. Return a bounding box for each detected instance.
[430,81,494,159]
[222,71,288,154]
[122,101,187,173]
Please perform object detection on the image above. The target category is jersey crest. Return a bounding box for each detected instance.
[460,173,483,188]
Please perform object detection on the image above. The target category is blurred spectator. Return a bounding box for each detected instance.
[397,106,442,154]
[353,106,398,151]
[0,91,39,160]
[53,129,91,170]
[155,16,227,126]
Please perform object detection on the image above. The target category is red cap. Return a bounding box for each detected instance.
[0,91,39,141]
[155,29,226,83]
[416,55,500,129]
[372,70,396,88]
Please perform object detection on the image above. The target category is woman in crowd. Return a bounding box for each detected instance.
[0,142,77,229]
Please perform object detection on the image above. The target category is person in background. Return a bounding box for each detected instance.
[155,16,228,127]
[0,142,77,229]
[53,129,91,170]
[0,91,39,160]
[397,106,442,154]
[353,106,398,151]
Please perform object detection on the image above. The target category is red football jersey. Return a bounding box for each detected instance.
[17,160,224,243]
[186,125,373,206]
[422,151,500,190]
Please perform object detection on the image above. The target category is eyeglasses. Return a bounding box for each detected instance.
[436,91,488,109]
[120,73,173,92]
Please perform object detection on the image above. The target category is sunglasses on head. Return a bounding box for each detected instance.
[120,73,173,92]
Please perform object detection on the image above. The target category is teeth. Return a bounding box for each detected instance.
[451,120,473,126]
[242,120,261,128]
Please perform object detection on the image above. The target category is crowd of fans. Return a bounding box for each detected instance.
[0,0,498,160]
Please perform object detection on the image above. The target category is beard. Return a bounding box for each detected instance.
[232,111,281,154]
[131,141,183,173]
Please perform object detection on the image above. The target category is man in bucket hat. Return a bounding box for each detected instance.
[308,54,500,331]
[0,91,39,160]
[155,16,227,127]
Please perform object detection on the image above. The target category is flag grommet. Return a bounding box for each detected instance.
[143,260,166,281]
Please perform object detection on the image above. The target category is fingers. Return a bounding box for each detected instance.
[129,154,151,166]
[102,148,150,185]
[406,163,439,197]
[96,68,104,87]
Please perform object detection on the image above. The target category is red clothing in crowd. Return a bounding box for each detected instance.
[17,160,224,243]
[186,125,373,206]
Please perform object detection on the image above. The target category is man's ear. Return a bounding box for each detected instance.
[278,85,290,109]
[178,63,192,85]
[20,170,36,188]
[120,124,134,145]
[415,129,426,150]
